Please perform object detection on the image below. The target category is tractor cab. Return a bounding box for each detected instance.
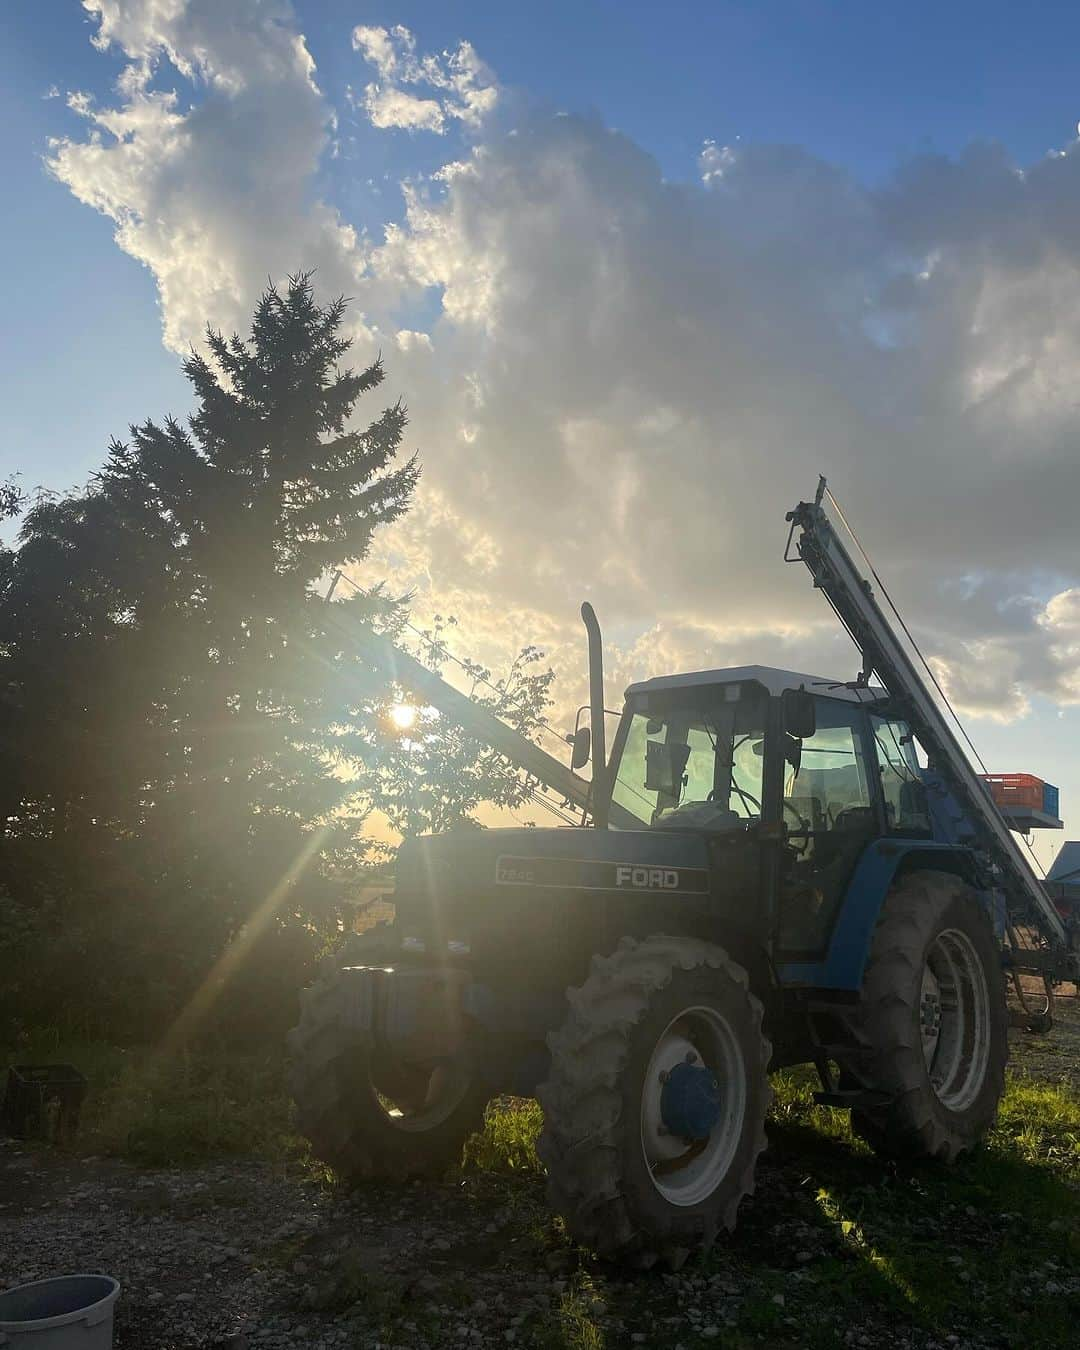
[604,666,933,956]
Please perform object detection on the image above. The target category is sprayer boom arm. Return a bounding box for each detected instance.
[787,483,1069,953]
[323,594,638,828]
[349,624,595,809]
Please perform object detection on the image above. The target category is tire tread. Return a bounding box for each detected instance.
[538,934,771,1268]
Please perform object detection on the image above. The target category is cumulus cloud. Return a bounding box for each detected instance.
[46,2,1080,730]
[47,0,367,351]
[350,25,497,134]
[363,122,1080,723]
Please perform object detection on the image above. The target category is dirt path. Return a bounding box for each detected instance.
[1,1146,546,1349]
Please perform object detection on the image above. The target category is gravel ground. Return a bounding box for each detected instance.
[0,1148,989,1350]
[2,1000,1078,1349]
[1008,990,1080,1090]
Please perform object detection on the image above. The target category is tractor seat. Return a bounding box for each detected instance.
[832,804,874,833]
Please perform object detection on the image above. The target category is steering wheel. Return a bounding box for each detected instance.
[708,784,760,815]
[782,799,813,855]
[708,786,810,838]
[783,799,811,832]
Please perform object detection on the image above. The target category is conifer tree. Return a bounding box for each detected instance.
[91,274,419,852]
[0,278,556,1039]
[0,278,419,1033]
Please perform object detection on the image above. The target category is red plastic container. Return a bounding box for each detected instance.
[980,773,1044,810]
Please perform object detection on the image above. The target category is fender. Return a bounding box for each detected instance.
[333,964,474,1059]
[777,838,983,992]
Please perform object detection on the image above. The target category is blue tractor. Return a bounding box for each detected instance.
[288,480,1076,1269]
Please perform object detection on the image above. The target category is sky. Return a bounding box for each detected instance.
[3,0,1080,865]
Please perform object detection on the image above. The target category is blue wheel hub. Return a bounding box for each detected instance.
[660,1060,721,1140]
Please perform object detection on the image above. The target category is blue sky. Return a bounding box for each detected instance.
[6,0,1080,491]
[6,1,1080,490]
[2,1,1080,860]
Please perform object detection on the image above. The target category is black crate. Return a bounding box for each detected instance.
[2,1064,88,1142]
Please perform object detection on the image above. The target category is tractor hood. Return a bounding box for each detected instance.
[395,825,712,912]
[391,826,721,992]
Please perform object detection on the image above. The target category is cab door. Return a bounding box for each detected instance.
[777,696,878,956]
[869,713,932,836]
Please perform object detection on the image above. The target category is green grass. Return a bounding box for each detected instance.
[732,1069,1080,1348]
[463,1096,545,1175]
[463,1071,1080,1349]
[992,1074,1080,1170]
[3,1028,303,1168]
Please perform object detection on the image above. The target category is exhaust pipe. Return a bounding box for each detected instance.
[580,602,608,829]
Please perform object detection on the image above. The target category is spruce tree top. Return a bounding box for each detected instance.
[101,272,419,600]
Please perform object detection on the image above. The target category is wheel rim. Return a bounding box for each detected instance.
[370,1058,472,1133]
[640,1005,747,1207]
[920,928,991,1111]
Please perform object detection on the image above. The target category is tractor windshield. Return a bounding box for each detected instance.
[609,689,768,830]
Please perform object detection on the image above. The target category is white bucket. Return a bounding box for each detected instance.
[0,1276,119,1349]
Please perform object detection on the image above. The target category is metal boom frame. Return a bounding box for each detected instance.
[786,479,1070,959]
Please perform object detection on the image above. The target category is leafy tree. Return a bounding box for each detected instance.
[0,476,21,520]
[353,615,557,842]
[0,277,562,1042]
[0,277,419,1036]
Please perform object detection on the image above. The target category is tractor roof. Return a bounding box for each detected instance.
[625,664,889,705]
[1047,841,1080,884]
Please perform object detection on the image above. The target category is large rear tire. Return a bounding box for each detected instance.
[287,964,488,1181]
[538,935,771,1270]
[841,869,1007,1161]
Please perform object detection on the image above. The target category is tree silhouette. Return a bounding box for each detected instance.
[0,276,559,1042]
[0,278,419,1037]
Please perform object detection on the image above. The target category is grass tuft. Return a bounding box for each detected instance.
[3,1030,303,1168]
[991,1075,1080,1172]
[93,1050,296,1165]
[462,1095,545,1175]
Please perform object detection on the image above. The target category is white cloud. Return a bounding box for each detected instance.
[928,642,1031,725]
[1037,588,1080,704]
[47,3,1080,728]
[362,121,1080,724]
[350,25,497,135]
[47,0,367,352]
[699,139,736,184]
[360,84,446,134]
[394,329,433,352]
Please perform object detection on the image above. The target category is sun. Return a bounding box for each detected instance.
[390,703,417,731]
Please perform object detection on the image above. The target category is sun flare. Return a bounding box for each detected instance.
[391,703,418,731]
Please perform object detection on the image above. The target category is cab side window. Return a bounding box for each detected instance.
[871,715,930,834]
[786,701,872,831]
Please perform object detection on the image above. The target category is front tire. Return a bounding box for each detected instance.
[842,869,1007,1161]
[287,965,488,1181]
[538,935,771,1269]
